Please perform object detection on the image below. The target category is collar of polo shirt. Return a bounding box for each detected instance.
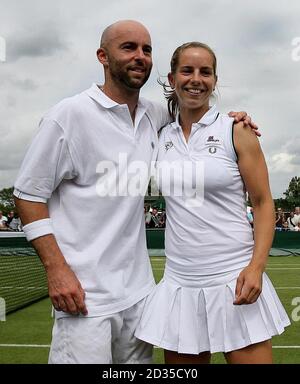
[172,104,219,130]
[86,83,148,113]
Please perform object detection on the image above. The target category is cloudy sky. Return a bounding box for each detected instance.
[0,0,299,198]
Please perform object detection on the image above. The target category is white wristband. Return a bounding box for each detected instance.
[23,218,54,242]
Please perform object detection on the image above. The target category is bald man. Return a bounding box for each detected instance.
[14,20,255,364]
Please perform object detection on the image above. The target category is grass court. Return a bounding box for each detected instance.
[0,255,299,364]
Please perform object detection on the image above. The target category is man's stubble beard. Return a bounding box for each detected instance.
[108,57,152,90]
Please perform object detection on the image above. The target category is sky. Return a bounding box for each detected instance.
[0,0,299,198]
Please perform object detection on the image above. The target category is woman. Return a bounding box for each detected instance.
[135,42,290,364]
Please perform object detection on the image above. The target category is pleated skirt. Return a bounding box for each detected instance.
[135,270,290,354]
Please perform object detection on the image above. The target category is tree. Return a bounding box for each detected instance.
[0,187,15,213]
[283,176,300,207]
[273,197,292,212]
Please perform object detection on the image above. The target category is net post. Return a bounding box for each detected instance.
[0,297,6,321]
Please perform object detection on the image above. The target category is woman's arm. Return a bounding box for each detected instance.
[233,122,275,305]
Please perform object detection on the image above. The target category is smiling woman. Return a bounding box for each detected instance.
[135,41,291,365]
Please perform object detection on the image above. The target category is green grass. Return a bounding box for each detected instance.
[0,256,299,364]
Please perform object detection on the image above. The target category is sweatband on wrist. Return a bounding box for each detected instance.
[23,218,54,242]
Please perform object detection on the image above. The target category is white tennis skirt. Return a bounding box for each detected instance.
[135,268,290,354]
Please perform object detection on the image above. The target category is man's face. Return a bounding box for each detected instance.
[101,26,152,90]
[295,207,300,215]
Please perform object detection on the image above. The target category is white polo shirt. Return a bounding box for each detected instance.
[14,84,169,317]
[156,105,254,277]
[293,214,300,225]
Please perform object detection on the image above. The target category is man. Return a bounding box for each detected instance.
[275,207,285,230]
[294,207,300,226]
[148,207,160,228]
[144,205,152,228]
[0,210,8,229]
[287,211,296,231]
[6,210,15,226]
[14,20,257,364]
[8,212,22,231]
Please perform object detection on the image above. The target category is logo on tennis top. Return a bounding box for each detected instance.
[165,141,174,152]
[206,135,221,153]
[207,136,220,143]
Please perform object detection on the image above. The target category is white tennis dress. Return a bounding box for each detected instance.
[135,106,290,354]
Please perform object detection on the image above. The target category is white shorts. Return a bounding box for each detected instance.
[49,298,152,364]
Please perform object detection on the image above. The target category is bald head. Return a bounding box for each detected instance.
[100,20,151,48]
[97,20,153,93]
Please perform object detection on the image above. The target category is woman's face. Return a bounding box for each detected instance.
[168,47,217,112]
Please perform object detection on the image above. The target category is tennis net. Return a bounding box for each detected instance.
[0,232,48,314]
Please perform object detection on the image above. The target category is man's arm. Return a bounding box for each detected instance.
[155,100,261,135]
[15,198,87,315]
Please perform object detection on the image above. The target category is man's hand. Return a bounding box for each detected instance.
[13,199,88,317]
[228,111,261,137]
[47,262,88,316]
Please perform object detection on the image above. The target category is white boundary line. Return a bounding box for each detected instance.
[0,344,50,348]
[0,232,25,238]
[152,267,300,272]
[272,346,300,349]
[3,283,297,290]
[151,268,300,270]
[267,268,300,270]
[0,287,47,289]
[1,287,299,293]
[268,264,300,266]
[275,287,300,289]
[0,344,299,349]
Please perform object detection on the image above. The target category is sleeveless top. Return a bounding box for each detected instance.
[155,105,254,279]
